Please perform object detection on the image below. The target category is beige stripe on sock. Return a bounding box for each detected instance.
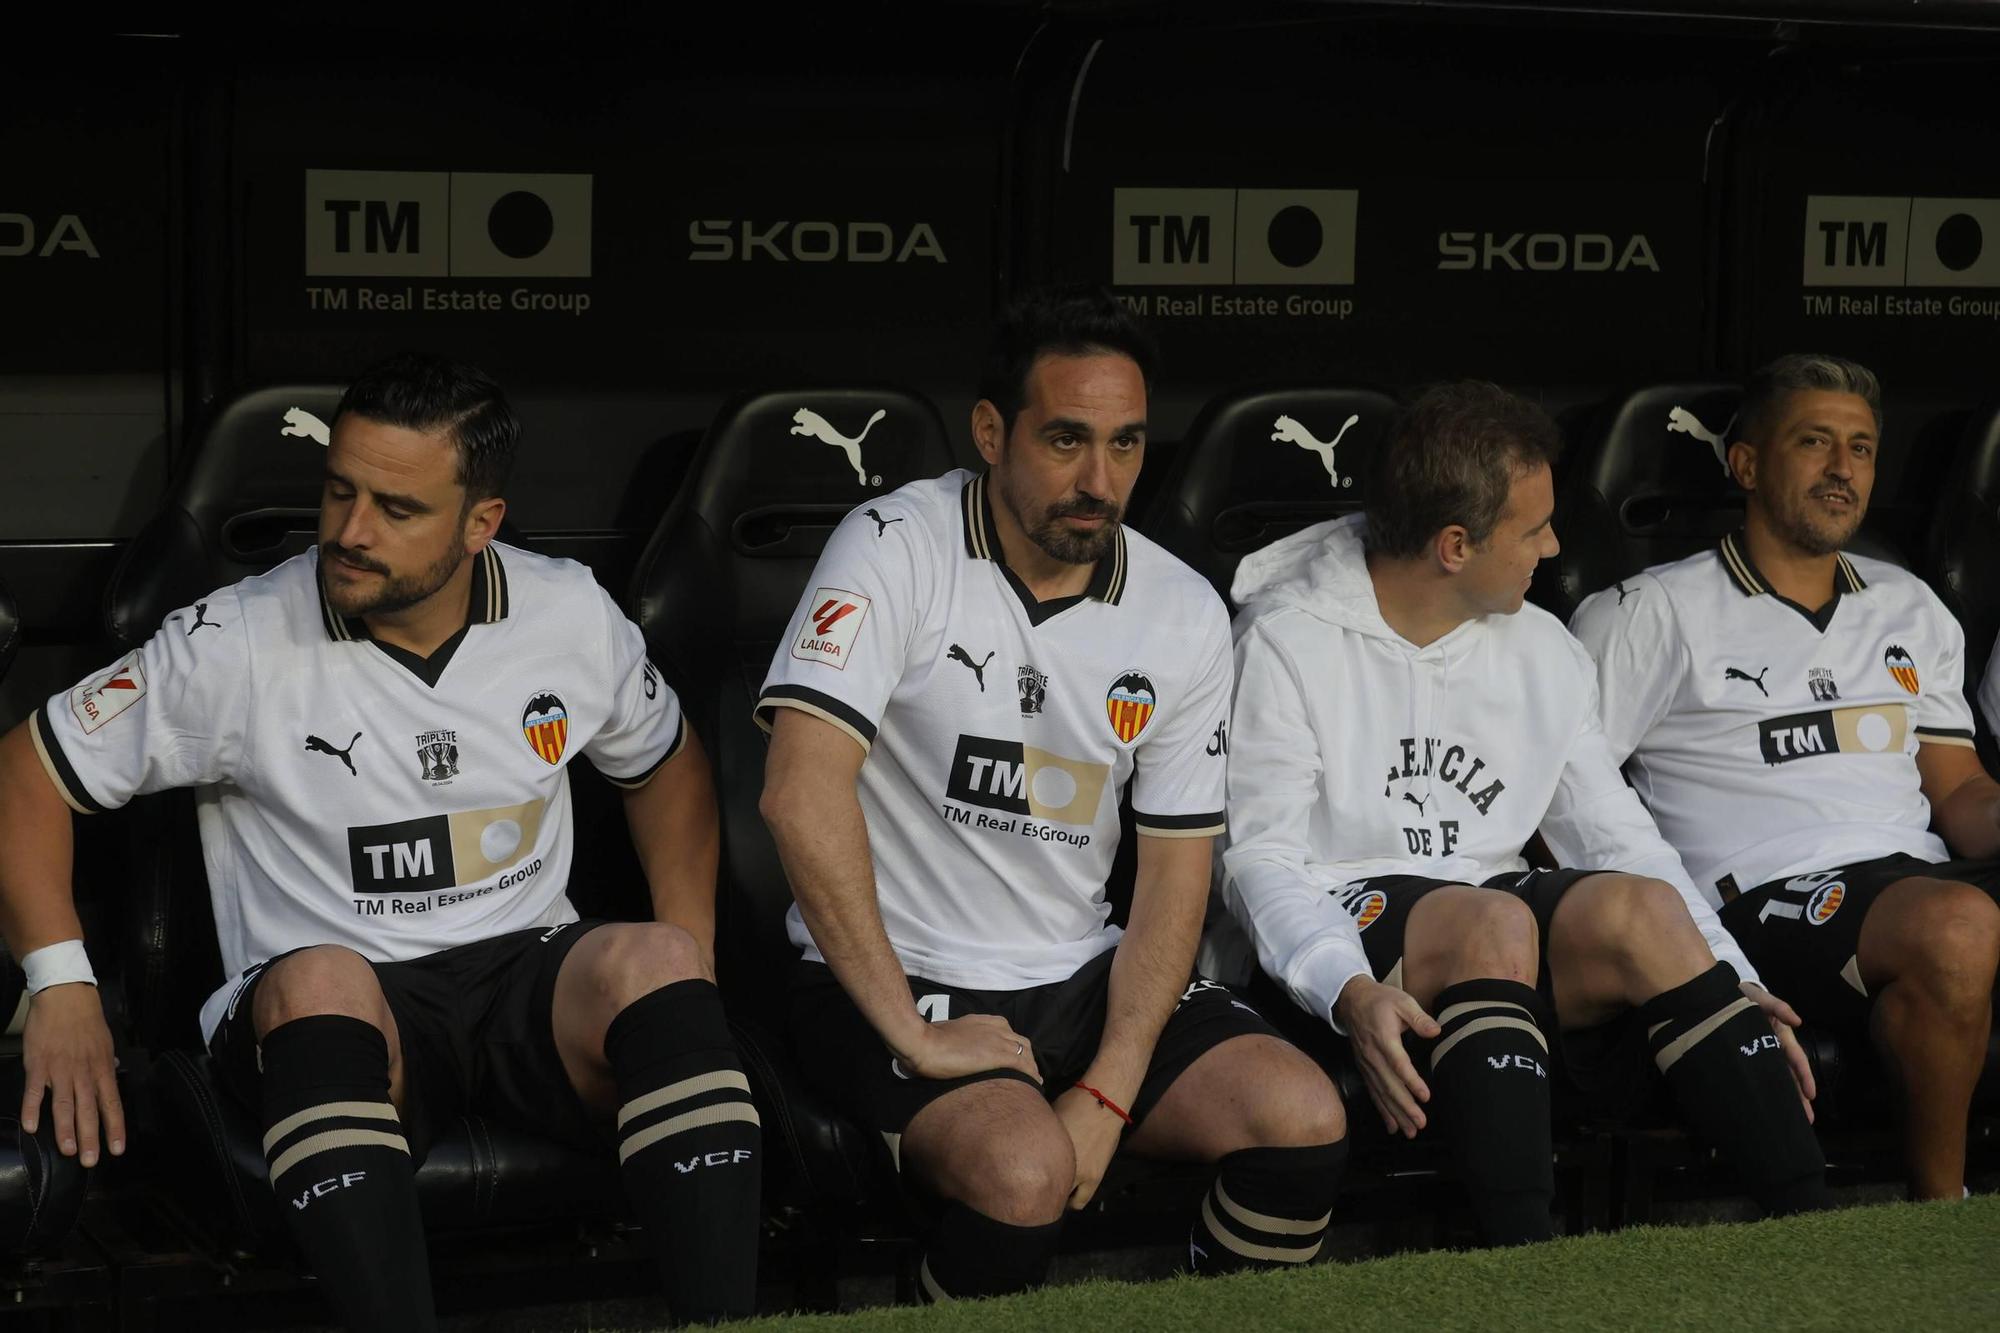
[262,1100,401,1156]
[1430,1015,1548,1070]
[1653,996,1758,1074]
[615,1070,752,1130]
[617,1103,761,1165]
[268,1128,410,1183]
[1214,1180,1330,1236]
[1200,1194,1323,1264]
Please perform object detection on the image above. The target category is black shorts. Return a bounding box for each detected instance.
[1338,867,1652,1112]
[209,920,608,1162]
[1720,853,2000,1026]
[787,945,1281,1145]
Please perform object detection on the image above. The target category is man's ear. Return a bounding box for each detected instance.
[1435,524,1472,575]
[971,400,1007,467]
[464,495,506,553]
[1727,439,1758,492]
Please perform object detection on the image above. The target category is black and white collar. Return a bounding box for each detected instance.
[959,473,1127,623]
[1717,530,1864,633]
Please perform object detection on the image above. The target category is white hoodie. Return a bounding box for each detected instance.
[1216,514,1757,1029]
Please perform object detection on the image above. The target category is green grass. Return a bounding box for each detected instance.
[729,1196,2000,1331]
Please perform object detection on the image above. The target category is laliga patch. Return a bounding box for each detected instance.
[1807,880,1846,926]
[1105,669,1158,744]
[792,588,870,669]
[70,655,146,734]
[1342,887,1388,932]
[1883,644,1920,695]
[521,690,569,765]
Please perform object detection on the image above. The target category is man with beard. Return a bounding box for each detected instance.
[0,354,761,1328]
[757,288,1346,1302]
[1573,354,2000,1200]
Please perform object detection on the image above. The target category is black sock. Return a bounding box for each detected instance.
[1186,1141,1346,1275]
[607,979,762,1325]
[1422,978,1555,1246]
[918,1201,1063,1301]
[259,1015,434,1333]
[1641,962,1829,1215]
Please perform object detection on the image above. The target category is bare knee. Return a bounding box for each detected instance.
[585,922,711,1010]
[1575,876,1706,968]
[925,1120,1074,1225]
[1871,882,2000,1008]
[1410,888,1538,996]
[252,946,389,1037]
[1247,1048,1347,1148]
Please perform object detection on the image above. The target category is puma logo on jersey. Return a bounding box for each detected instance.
[1725,666,1770,697]
[864,507,904,536]
[1271,413,1358,489]
[1402,791,1430,814]
[306,731,362,776]
[1615,581,1636,605]
[280,406,331,447]
[1665,405,1729,474]
[948,644,995,691]
[791,407,885,486]
[185,602,220,635]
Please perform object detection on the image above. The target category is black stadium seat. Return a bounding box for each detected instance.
[1142,385,1398,602]
[1930,404,2000,764]
[629,387,956,1219]
[1542,383,1912,619]
[97,387,657,1255]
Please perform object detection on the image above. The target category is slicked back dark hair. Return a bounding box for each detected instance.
[333,352,519,503]
[1364,380,1563,560]
[1736,353,1882,449]
[978,286,1160,433]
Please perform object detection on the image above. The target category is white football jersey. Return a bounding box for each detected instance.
[33,542,685,1041]
[1571,532,1977,898]
[757,470,1233,991]
[1980,632,2000,739]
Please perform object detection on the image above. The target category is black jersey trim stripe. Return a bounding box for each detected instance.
[1718,532,1764,596]
[755,685,878,751]
[1720,531,1851,632]
[1134,809,1226,837]
[31,709,107,815]
[963,472,1126,606]
[1915,726,1977,748]
[1836,553,1866,592]
[319,545,510,644]
[601,717,688,789]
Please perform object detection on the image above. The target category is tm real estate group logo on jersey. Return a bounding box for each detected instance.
[301,169,594,318]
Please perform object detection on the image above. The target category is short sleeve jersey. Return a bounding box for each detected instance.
[756,470,1234,991]
[33,542,685,1041]
[1981,632,2000,739]
[1570,533,1975,895]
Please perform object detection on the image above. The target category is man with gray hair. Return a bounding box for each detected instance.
[1573,353,2000,1200]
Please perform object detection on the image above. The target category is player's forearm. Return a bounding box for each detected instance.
[0,724,86,957]
[1935,772,2000,859]
[1086,841,1207,1101]
[621,759,719,961]
[760,781,927,1059]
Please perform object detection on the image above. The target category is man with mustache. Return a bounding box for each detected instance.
[758,287,1346,1302]
[1574,354,2000,1200]
[0,354,759,1328]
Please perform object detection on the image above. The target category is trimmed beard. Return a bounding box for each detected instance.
[320,540,468,618]
[1765,490,1861,558]
[999,479,1122,567]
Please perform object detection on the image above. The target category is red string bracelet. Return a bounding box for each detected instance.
[1073,1081,1134,1126]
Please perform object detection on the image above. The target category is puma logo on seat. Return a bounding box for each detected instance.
[1665,406,1728,474]
[1271,413,1359,488]
[281,407,331,447]
[305,731,363,776]
[947,644,995,691]
[1724,666,1770,697]
[791,407,886,486]
[864,507,904,537]
[186,602,220,635]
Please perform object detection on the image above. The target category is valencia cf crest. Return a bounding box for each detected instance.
[522,691,569,765]
[1807,880,1846,926]
[1339,886,1388,932]
[1105,670,1157,744]
[1883,644,1920,695]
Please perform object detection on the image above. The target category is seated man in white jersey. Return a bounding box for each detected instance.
[1982,637,1999,743]
[1221,382,1828,1247]
[757,288,1346,1301]
[1573,354,2000,1201]
[0,356,760,1329]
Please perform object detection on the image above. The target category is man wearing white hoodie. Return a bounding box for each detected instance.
[1221,381,1827,1245]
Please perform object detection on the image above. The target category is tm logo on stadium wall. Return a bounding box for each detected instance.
[1112,188,1358,286]
[1803,196,2000,287]
[303,170,592,278]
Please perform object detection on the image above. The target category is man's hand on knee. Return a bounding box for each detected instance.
[899,1014,1041,1083]
[21,982,124,1166]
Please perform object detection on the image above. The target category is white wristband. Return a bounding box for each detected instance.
[21,940,97,995]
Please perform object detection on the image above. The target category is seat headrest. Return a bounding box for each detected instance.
[0,573,18,685]
[1146,385,1398,598]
